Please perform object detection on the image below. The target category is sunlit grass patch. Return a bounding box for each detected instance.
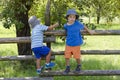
[0,44,17,56]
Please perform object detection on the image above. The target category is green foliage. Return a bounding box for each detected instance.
[0,1,3,12]
[85,23,97,30]
[28,0,120,28]
[0,0,33,29]
[73,0,120,24]
[28,0,47,22]
[51,0,68,28]
[29,0,69,27]
[1,0,120,30]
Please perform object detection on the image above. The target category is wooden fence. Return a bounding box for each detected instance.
[0,30,120,80]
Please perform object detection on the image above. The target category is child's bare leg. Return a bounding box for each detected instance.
[74,58,81,72]
[46,50,52,63]
[76,58,80,65]
[36,58,41,69]
[45,50,55,69]
[64,58,70,73]
[65,58,70,66]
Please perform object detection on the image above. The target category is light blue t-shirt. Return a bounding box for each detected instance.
[64,20,84,46]
[31,24,48,49]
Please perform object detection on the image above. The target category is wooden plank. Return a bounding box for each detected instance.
[0,30,120,43]
[81,50,120,55]
[0,55,55,61]
[0,36,55,44]
[40,70,120,76]
[0,77,53,80]
[52,50,120,55]
[0,50,120,61]
[44,30,120,36]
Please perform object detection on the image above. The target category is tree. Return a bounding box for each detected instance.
[0,0,33,55]
[45,0,51,48]
[104,0,120,23]
[51,0,69,25]
[75,0,119,24]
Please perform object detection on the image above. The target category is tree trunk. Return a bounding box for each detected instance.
[88,15,91,24]
[45,0,51,48]
[15,0,34,66]
[16,13,32,56]
[97,14,100,24]
[96,5,101,24]
[15,1,33,55]
[45,0,52,71]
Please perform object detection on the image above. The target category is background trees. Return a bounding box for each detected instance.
[0,0,33,55]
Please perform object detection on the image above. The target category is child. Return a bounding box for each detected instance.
[28,16,59,74]
[63,9,93,74]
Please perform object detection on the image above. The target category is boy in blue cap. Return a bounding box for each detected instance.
[28,16,59,74]
[63,9,94,74]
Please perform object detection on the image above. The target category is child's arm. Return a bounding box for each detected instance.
[47,23,59,30]
[84,26,94,35]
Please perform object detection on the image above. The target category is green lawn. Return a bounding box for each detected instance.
[0,22,120,80]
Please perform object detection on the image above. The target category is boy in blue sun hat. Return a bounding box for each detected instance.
[28,16,59,74]
[63,9,94,74]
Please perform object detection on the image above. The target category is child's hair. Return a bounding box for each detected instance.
[65,9,79,20]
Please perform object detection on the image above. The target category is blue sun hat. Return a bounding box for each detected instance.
[28,16,40,28]
[66,9,79,19]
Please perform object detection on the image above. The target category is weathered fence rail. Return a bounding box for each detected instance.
[52,50,120,55]
[44,30,120,36]
[0,36,55,43]
[40,70,120,76]
[0,30,120,43]
[1,69,120,80]
[0,50,120,61]
[0,55,55,61]
[0,77,53,80]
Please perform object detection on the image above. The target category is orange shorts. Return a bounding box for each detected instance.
[64,45,81,59]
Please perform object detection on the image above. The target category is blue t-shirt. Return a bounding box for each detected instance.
[64,20,84,46]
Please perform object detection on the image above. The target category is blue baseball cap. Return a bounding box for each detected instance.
[66,9,79,19]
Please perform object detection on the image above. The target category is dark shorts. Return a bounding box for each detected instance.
[32,46,50,59]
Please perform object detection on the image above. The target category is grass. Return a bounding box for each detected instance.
[96,24,120,30]
[0,22,120,80]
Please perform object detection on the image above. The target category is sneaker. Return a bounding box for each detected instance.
[74,65,81,73]
[63,66,70,74]
[36,66,44,74]
[45,62,55,69]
